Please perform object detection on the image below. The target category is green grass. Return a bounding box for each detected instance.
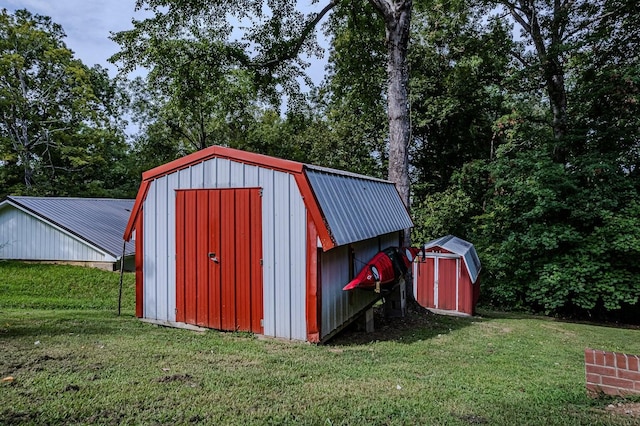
[0,261,136,310]
[1,261,639,425]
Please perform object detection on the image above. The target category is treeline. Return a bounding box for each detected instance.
[1,1,638,319]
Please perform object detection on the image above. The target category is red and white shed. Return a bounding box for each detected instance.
[124,146,413,342]
[412,235,481,316]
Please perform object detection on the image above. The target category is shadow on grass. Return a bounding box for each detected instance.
[0,309,138,339]
[329,300,480,346]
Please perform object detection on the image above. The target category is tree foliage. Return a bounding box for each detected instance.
[4,1,638,318]
[0,9,131,197]
[409,0,512,197]
[414,0,640,318]
[111,0,415,226]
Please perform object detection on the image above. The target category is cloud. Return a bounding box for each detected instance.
[4,0,143,74]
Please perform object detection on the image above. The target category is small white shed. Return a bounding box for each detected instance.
[0,196,135,271]
[124,146,413,342]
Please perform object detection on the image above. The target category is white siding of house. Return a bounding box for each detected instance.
[319,232,400,339]
[143,182,157,320]
[141,158,307,340]
[0,205,112,262]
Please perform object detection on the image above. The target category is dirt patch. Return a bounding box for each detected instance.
[455,413,488,424]
[329,301,460,345]
[0,409,40,424]
[86,409,126,426]
[215,354,261,371]
[540,323,577,337]
[155,373,198,388]
[472,321,512,334]
[156,373,193,383]
[63,384,80,392]
[605,402,640,418]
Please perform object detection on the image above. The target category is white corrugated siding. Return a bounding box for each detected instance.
[142,158,307,340]
[0,205,112,262]
[320,232,400,339]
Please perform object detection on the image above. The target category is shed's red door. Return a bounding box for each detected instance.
[176,188,263,333]
[416,257,435,309]
[437,257,458,311]
[415,255,460,311]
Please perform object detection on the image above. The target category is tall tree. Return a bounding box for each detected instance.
[315,1,389,178]
[409,0,512,197]
[463,0,640,316]
[369,0,412,210]
[494,0,623,163]
[0,9,128,196]
[112,0,415,216]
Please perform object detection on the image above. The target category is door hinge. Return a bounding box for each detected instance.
[260,259,263,266]
[260,319,264,327]
[259,188,263,197]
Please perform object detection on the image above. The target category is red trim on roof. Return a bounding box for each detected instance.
[135,210,144,318]
[142,146,304,181]
[305,211,320,343]
[123,146,335,250]
[293,172,335,251]
[123,180,150,241]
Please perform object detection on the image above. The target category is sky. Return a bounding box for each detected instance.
[3,0,329,83]
[3,0,148,76]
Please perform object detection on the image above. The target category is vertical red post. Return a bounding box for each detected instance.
[135,209,144,318]
[175,192,185,322]
[184,191,197,325]
[306,211,320,343]
[208,190,222,329]
[416,257,435,309]
[196,191,210,326]
[235,189,251,331]
[220,190,237,331]
[250,189,264,334]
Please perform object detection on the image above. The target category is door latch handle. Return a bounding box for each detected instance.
[208,252,219,263]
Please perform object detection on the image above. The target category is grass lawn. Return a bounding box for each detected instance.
[1,261,639,425]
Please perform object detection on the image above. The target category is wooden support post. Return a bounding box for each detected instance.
[384,278,407,318]
[365,307,375,333]
[356,306,376,333]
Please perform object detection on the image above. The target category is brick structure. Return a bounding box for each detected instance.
[585,348,640,397]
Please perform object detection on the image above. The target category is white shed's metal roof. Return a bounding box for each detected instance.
[424,235,481,283]
[304,165,413,247]
[2,196,135,257]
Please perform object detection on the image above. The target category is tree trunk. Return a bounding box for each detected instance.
[527,2,568,161]
[506,0,568,163]
[545,59,568,162]
[20,150,35,190]
[370,0,412,246]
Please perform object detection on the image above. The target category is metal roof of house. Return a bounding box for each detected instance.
[304,165,413,246]
[424,235,481,283]
[3,196,135,257]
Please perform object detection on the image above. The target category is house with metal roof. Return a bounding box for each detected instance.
[0,196,135,271]
[124,145,413,342]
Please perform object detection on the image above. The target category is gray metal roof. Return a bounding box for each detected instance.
[304,165,414,247]
[424,235,481,283]
[4,196,135,257]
